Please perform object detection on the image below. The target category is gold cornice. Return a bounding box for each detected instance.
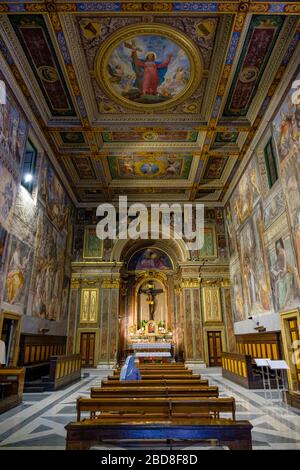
[71,279,80,289]
[102,278,121,289]
[221,279,231,288]
[135,270,168,284]
[181,278,201,289]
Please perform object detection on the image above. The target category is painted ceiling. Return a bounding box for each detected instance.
[0,2,299,205]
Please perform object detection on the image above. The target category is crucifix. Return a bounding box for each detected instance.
[139,282,164,321]
[124,40,143,93]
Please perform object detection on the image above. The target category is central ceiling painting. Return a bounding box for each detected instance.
[96,24,202,110]
[108,154,192,180]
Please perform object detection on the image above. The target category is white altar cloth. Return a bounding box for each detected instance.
[132,343,171,349]
[135,352,171,357]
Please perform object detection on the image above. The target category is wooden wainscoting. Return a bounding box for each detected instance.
[19,334,66,367]
[236,332,282,360]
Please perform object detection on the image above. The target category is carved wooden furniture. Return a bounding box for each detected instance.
[0,367,25,414]
[222,352,280,389]
[113,368,193,376]
[47,354,81,391]
[102,379,209,387]
[65,417,253,450]
[91,386,219,399]
[76,396,235,421]
[110,373,201,380]
[18,334,66,388]
[285,391,300,410]
[236,332,282,360]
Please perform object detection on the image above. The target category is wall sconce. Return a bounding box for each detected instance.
[248,316,266,333]
[39,328,49,334]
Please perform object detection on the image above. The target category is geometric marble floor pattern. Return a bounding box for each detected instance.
[0,367,300,450]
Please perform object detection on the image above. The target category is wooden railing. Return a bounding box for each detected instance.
[221,352,255,388]
[222,352,283,389]
[47,354,81,391]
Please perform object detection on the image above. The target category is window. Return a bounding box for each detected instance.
[264,138,278,189]
[21,139,37,193]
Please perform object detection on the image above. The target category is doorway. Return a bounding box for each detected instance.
[0,312,22,366]
[80,332,95,367]
[280,309,300,392]
[287,318,300,390]
[207,331,222,367]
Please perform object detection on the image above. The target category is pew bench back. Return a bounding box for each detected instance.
[76,396,234,421]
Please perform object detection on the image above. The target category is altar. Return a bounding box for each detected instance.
[128,320,174,363]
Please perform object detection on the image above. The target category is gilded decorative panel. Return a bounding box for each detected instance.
[202,287,222,323]
[80,288,99,323]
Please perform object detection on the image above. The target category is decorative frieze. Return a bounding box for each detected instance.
[102,278,121,289]
[181,278,201,289]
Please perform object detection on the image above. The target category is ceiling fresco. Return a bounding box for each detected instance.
[101,128,199,143]
[107,153,193,180]
[0,2,299,205]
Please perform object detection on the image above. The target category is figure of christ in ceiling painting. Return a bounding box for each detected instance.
[129,46,173,96]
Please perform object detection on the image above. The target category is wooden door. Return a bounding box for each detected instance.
[80,332,95,367]
[207,331,222,367]
[288,318,300,390]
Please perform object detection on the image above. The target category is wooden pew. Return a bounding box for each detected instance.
[76,396,235,421]
[113,369,194,376]
[91,386,219,399]
[102,379,209,387]
[135,364,186,369]
[109,374,201,381]
[65,417,253,450]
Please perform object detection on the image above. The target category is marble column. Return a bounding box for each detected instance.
[221,282,235,352]
[66,278,80,354]
[181,279,205,366]
[98,279,120,367]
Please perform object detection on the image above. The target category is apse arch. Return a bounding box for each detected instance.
[110,232,190,265]
[127,247,173,272]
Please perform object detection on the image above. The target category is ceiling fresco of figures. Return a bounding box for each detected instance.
[0,3,299,204]
[108,153,193,180]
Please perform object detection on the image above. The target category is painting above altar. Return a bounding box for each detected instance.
[128,248,173,271]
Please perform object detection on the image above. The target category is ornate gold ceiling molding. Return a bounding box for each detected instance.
[61,14,99,125]
[0,16,52,126]
[201,14,234,122]
[244,16,299,126]
[1,2,300,15]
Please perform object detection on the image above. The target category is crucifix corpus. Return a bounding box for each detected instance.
[140,283,164,321]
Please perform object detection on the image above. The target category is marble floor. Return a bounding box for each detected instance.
[0,367,300,450]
